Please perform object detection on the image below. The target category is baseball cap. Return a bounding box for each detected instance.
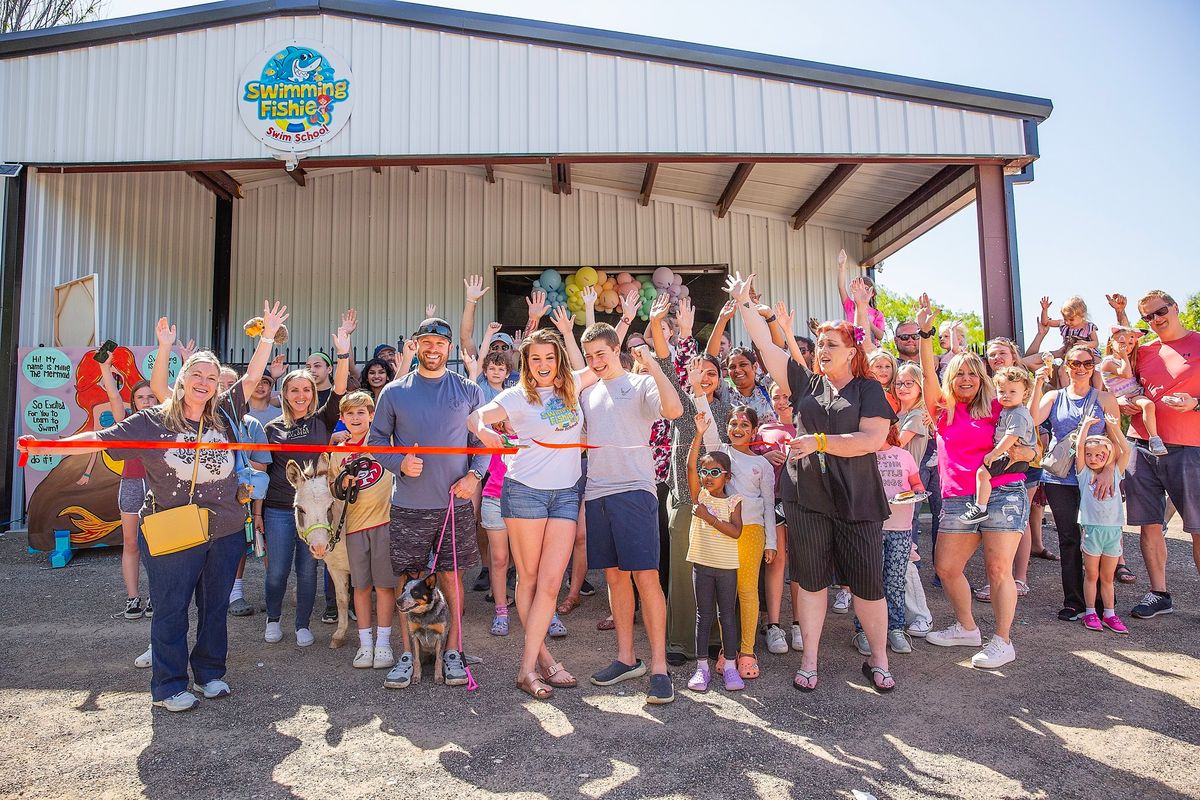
[373,343,397,359]
[490,332,515,349]
[412,317,453,342]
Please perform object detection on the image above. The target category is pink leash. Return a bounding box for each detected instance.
[430,493,478,691]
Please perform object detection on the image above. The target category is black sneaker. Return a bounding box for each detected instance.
[1057,607,1084,621]
[123,597,144,620]
[580,579,596,597]
[1131,591,1173,619]
[472,567,491,592]
[646,673,675,705]
[665,651,689,667]
[589,659,648,686]
[959,503,988,523]
[144,600,153,618]
[321,605,338,624]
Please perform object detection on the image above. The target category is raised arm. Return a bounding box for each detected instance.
[835,248,850,305]
[478,321,502,357]
[614,290,641,345]
[687,411,708,500]
[1106,412,1132,472]
[330,311,353,395]
[241,300,289,394]
[851,280,880,351]
[98,361,126,424]
[1024,315,1051,358]
[524,289,549,336]
[916,293,941,419]
[1040,296,1064,328]
[647,293,672,359]
[773,302,808,366]
[149,317,176,402]
[549,307,587,370]
[632,345,683,421]
[581,285,598,330]
[706,300,736,358]
[1106,293,1131,328]
[726,272,792,394]
[1028,365,1058,425]
[460,275,490,358]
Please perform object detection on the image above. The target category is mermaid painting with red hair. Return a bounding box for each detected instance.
[74,346,144,433]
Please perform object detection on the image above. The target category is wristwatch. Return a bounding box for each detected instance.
[918,329,935,339]
[469,468,485,481]
[335,352,350,360]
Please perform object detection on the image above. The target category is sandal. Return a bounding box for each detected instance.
[793,668,818,692]
[973,584,992,603]
[596,616,615,631]
[517,671,554,700]
[1116,564,1136,584]
[861,661,896,694]
[1031,547,1060,561]
[737,653,760,679]
[1015,579,1030,597]
[556,596,581,616]
[539,661,578,688]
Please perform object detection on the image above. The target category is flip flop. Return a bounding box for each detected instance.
[861,662,895,693]
[1031,548,1060,561]
[793,668,818,692]
[556,596,581,616]
[1115,564,1136,584]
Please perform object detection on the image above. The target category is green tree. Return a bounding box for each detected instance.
[875,285,985,352]
[1181,292,1200,331]
[2,0,104,33]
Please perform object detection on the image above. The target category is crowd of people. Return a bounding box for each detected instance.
[21,258,1199,712]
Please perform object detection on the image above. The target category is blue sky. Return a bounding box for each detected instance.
[102,0,1199,340]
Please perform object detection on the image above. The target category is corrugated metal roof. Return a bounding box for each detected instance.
[0,0,1052,121]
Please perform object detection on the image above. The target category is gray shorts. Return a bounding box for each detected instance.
[118,478,146,515]
[1124,443,1200,534]
[345,523,398,588]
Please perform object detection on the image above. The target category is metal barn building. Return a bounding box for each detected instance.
[0,0,1052,516]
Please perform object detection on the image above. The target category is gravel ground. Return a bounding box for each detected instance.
[1,517,1197,800]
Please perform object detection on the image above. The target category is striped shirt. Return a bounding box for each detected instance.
[686,489,742,570]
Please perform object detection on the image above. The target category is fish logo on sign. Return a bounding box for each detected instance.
[239,41,355,153]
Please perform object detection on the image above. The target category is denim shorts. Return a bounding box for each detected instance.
[940,483,1031,534]
[500,477,581,522]
[480,496,504,530]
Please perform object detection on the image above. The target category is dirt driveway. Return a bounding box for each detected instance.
[1,519,1197,799]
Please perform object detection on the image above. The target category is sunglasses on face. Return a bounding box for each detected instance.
[491,344,512,351]
[1140,304,1173,324]
[797,347,811,355]
[894,333,920,342]
[1067,359,1095,370]
[696,467,726,478]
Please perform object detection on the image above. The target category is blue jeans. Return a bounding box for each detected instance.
[138,530,244,701]
[855,528,910,633]
[911,454,942,562]
[263,505,318,630]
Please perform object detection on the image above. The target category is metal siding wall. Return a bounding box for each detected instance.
[20,169,213,346]
[1,16,1027,164]
[229,166,859,353]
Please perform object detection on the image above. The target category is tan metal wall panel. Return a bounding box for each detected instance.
[229,166,860,353]
[20,170,214,346]
[0,15,1027,164]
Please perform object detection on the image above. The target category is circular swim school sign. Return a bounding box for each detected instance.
[239,40,355,152]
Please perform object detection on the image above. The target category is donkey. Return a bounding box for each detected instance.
[285,453,352,649]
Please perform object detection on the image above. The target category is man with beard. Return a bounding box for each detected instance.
[893,320,921,365]
[368,317,489,688]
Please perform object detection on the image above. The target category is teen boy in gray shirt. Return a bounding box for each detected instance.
[579,323,683,704]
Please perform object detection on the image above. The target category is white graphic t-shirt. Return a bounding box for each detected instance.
[496,376,584,490]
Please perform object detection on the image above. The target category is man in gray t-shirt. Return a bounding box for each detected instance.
[579,324,682,702]
[367,317,488,689]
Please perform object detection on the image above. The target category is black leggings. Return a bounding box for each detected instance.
[1044,482,1109,612]
[693,564,739,660]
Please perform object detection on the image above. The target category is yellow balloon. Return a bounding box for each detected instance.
[575,266,598,287]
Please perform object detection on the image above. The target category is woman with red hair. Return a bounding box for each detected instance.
[726,273,897,693]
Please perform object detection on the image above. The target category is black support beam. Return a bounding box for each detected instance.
[790,164,859,230]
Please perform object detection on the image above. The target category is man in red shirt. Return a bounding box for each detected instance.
[1122,290,1200,620]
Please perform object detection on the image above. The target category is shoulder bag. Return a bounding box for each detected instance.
[1040,391,1096,479]
[141,418,211,556]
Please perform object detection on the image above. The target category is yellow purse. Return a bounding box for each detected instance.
[141,418,212,556]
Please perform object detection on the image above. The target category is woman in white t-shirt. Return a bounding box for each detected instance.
[470,320,598,700]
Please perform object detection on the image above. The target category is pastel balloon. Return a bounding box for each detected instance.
[652,267,674,288]
[575,266,599,287]
[672,273,683,286]
[600,289,619,307]
[539,269,563,290]
[616,272,634,285]
[677,285,690,298]
[594,270,608,286]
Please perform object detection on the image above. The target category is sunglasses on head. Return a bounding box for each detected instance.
[1066,359,1095,370]
[894,333,920,342]
[1140,304,1173,324]
[696,467,726,478]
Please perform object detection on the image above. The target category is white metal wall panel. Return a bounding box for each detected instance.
[229,166,861,353]
[0,15,1028,165]
[20,169,214,346]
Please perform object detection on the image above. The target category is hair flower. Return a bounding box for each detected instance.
[852,326,866,344]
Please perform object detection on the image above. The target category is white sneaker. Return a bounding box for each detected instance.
[191,679,231,699]
[887,629,913,654]
[790,623,804,652]
[134,644,153,669]
[373,646,395,669]
[152,690,199,712]
[926,622,982,648]
[296,628,315,647]
[906,619,932,638]
[832,589,852,614]
[352,646,374,668]
[971,635,1016,669]
[264,621,283,643]
[765,625,788,654]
